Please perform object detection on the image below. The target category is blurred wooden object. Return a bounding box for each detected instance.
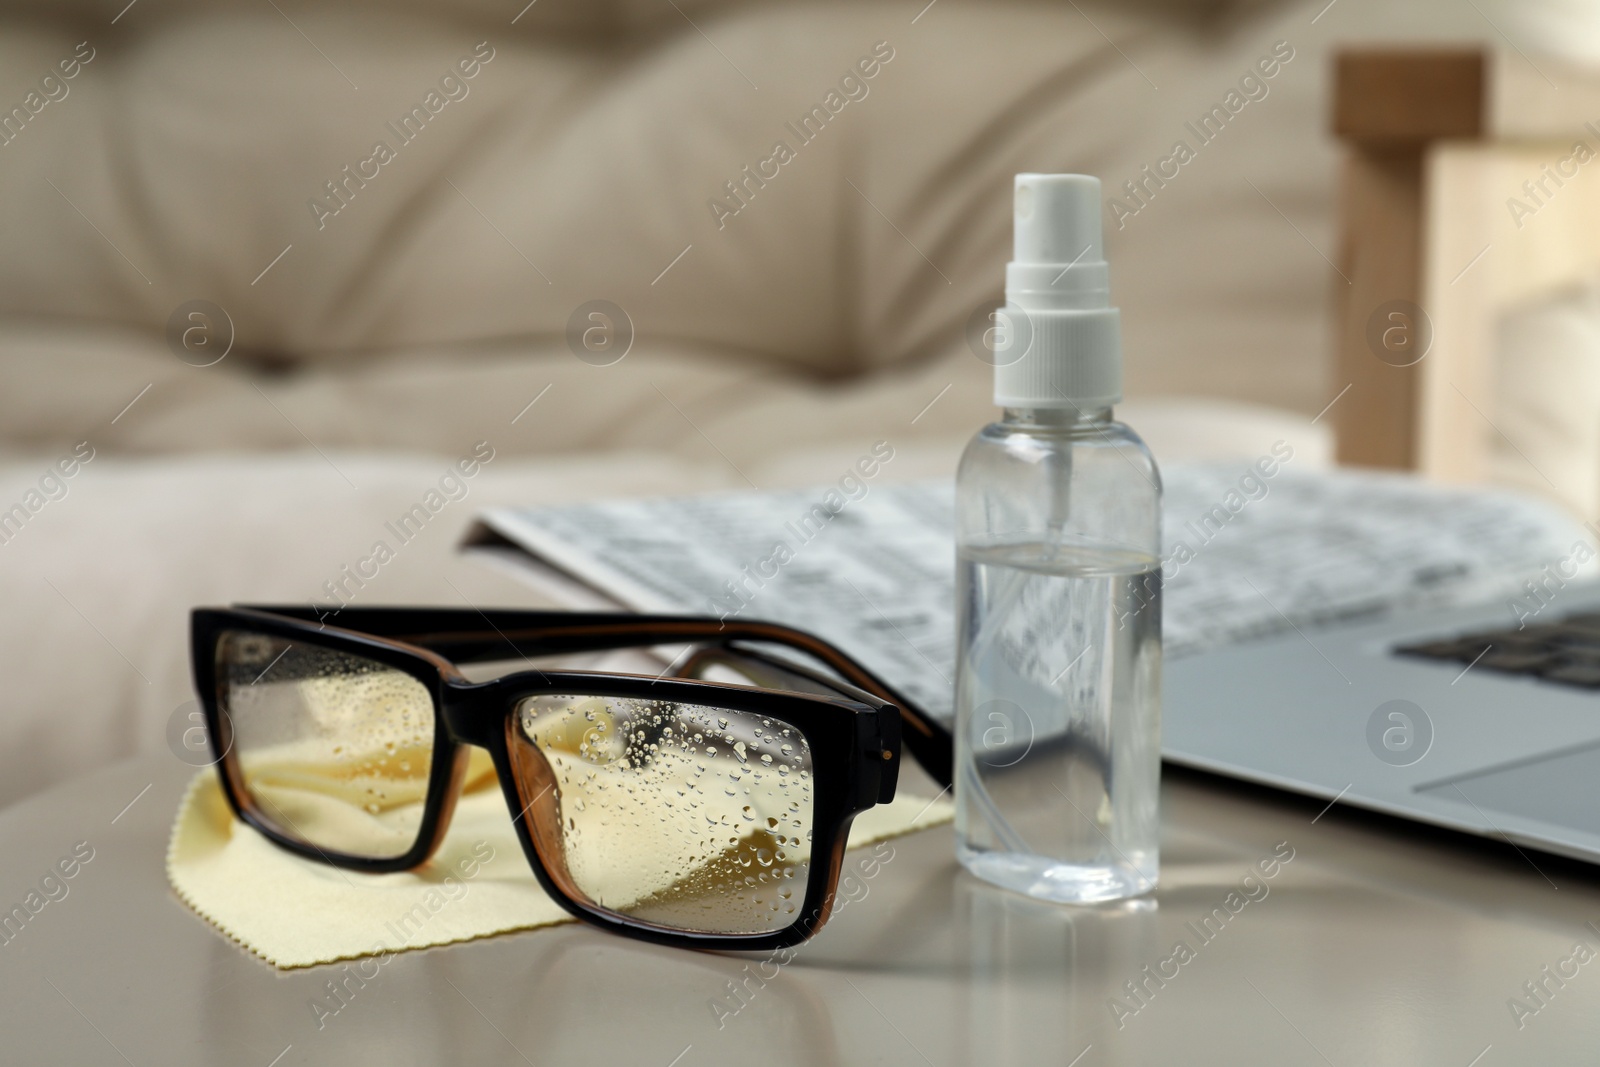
[1331,49,1486,470]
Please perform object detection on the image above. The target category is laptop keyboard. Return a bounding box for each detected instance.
[1396,612,1600,688]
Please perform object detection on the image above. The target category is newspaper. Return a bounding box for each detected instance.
[464,466,1593,726]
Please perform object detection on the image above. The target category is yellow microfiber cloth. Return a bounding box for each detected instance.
[166,767,953,969]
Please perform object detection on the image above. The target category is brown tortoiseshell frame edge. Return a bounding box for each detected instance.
[190,605,953,952]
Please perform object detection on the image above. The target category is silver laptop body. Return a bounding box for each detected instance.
[1164,582,1600,863]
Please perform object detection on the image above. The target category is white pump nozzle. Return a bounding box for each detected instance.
[994,173,1122,409]
[1014,173,1102,265]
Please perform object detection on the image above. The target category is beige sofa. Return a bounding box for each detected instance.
[0,0,1486,805]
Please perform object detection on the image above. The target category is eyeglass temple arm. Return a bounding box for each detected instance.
[241,604,953,787]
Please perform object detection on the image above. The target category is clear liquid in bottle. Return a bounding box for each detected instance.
[954,541,1161,903]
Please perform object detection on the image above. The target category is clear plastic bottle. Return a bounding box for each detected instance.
[954,175,1161,903]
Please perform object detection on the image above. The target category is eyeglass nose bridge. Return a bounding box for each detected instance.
[438,673,550,748]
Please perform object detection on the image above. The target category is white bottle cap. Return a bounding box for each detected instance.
[993,173,1122,409]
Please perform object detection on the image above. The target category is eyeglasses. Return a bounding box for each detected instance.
[190,606,951,950]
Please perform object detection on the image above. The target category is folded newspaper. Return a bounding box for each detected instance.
[463,465,1593,725]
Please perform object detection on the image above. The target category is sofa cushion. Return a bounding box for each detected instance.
[0,0,1353,426]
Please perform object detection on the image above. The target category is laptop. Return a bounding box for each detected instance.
[1164,582,1600,864]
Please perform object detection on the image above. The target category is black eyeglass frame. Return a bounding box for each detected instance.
[191,605,951,951]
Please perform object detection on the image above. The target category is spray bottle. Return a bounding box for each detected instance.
[954,173,1162,903]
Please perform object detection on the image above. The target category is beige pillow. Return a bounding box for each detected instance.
[0,4,1158,374]
[1,0,1474,452]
